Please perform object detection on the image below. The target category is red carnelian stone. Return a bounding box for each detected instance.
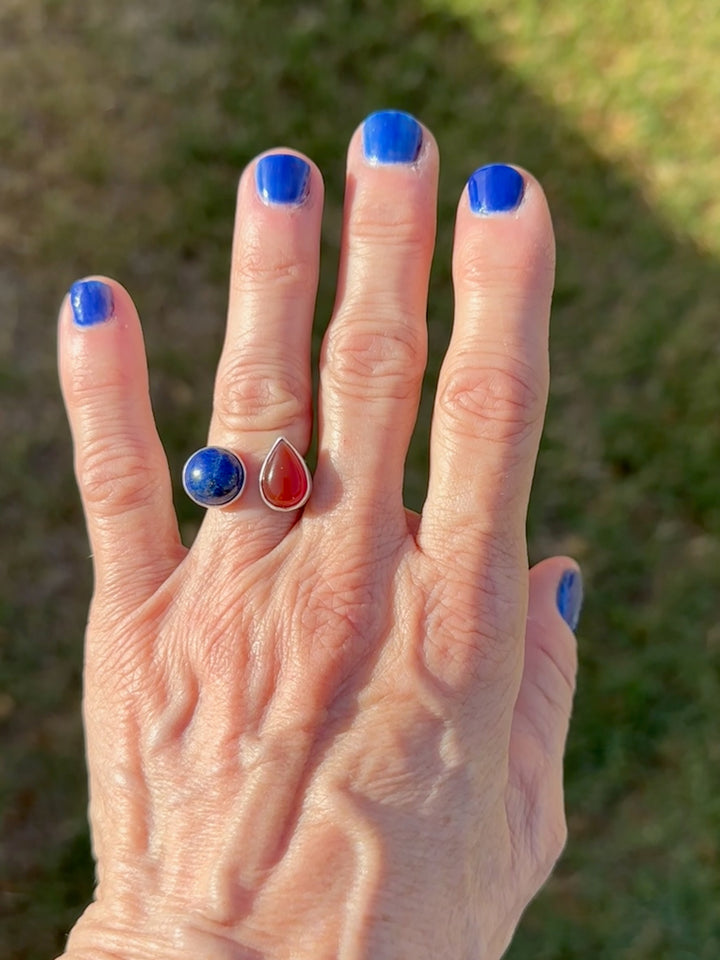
[260,440,309,509]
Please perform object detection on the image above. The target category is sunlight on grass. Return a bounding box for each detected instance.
[427,0,720,253]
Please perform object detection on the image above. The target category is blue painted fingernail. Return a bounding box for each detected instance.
[255,154,311,206]
[362,110,422,165]
[69,280,114,327]
[557,569,583,631]
[467,164,525,215]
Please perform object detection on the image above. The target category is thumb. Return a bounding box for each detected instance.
[505,558,581,882]
[512,557,581,763]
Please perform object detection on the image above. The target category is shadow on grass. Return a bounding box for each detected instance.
[1,1,719,957]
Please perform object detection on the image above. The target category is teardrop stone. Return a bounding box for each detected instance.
[260,438,310,510]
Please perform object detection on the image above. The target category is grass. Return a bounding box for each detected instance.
[1,0,719,957]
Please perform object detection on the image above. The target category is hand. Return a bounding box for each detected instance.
[57,111,581,960]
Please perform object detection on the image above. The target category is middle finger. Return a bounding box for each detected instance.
[315,111,438,532]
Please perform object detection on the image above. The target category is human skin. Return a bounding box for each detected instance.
[57,114,580,960]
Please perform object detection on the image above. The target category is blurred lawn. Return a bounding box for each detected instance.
[1,0,719,957]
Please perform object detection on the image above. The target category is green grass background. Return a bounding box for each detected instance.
[2,0,720,956]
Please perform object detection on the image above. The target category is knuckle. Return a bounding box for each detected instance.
[214,361,310,434]
[541,813,568,871]
[510,766,569,881]
[458,250,517,288]
[324,322,425,401]
[300,585,360,660]
[192,607,250,681]
[86,619,149,698]
[231,239,307,292]
[438,356,546,447]
[351,196,429,252]
[78,438,160,516]
[422,571,524,688]
[70,366,133,407]
[289,555,382,669]
[457,240,554,291]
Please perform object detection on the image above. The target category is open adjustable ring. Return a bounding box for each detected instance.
[182,438,311,511]
[182,446,247,507]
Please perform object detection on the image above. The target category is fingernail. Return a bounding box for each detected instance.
[467,164,525,215]
[362,109,422,165]
[255,154,311,206]
[557,569,583,631]
[69,280,114,327]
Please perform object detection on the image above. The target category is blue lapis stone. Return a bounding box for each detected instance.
[182,447,246,507]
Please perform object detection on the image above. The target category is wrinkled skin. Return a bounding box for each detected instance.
[58,118,578,960]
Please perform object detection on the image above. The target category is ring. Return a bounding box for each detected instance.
[259,437,312,511]
[182,446,247,507]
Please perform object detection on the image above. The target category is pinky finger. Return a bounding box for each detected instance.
[58,278,185,610]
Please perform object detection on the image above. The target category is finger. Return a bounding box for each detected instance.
[58,278,184,607]
[419,166,555,574]
[505,557,582,886]
[511,557,581,769]
[202,150,323,551]
[505,558,580,885]
[315,111,437,531]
